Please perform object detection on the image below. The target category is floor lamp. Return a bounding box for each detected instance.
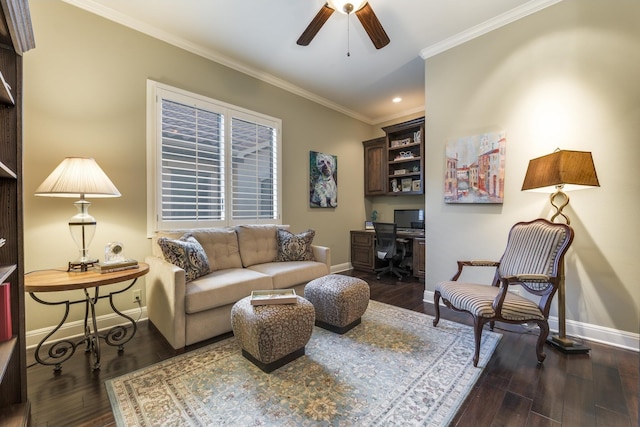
[521,149,599,354]
[35,157,121,272]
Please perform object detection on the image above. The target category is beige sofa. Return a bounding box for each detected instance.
[145,225,331,349]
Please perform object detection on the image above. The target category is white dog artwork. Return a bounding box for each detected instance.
[310,151,338,208]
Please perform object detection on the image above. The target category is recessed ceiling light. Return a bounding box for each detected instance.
[392,97,402,103]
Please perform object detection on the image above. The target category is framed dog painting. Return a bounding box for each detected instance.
[309,151,338,208]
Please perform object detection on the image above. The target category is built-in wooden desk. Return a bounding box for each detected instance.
[350,230,425,279]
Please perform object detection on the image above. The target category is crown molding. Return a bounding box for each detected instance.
[420,0,563,60]
[372,105,426,127]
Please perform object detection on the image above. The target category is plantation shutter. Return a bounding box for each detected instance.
[230,115,278,220]
[160,98,225,224]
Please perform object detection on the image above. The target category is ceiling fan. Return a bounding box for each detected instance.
[297,1,390,50]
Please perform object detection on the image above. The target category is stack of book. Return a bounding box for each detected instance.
[95,259,139,274]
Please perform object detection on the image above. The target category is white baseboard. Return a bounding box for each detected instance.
[26,306,147,349]
[331,262,352,273]
[423,290,639,352]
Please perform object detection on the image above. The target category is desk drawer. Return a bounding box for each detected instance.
[351,232,374,246]
[350,231,376,271]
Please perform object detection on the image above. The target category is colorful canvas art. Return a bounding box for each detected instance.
[444,131,506,204]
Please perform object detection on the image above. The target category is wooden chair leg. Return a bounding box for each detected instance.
[535,320,549,363]
[472,317,486,367]
[433,291,441,326]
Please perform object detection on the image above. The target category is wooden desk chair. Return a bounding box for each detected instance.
[433,218,574,366]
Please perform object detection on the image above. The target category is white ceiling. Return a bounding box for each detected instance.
[62,0,561,124]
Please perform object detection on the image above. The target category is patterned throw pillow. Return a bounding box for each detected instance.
[277,229,316,262]
[157,234,210,282]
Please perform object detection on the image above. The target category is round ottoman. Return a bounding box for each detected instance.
[231,295,315,373]
[304,274,370,334]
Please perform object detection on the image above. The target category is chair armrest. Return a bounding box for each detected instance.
[504,274,550,282]
[312,245,331,271]
[144,255,187,349]
[451,260,500,280]
[492,274,554,314]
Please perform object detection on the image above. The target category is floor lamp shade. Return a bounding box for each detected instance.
[35,157,121,271]
[521,150,599,193]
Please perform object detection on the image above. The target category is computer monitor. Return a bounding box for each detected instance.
[394,209,424,231]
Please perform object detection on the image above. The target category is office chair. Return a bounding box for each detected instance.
[372,222,410,280]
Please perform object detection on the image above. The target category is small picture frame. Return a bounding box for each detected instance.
[401,178,412,192]
[365,221,374,230]
[412,180,421,192]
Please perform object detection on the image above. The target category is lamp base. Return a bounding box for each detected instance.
[68,260,98,272]
[546,334,590,354]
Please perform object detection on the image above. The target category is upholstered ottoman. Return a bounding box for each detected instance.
[231,295,315,373]
[304,274,370,334]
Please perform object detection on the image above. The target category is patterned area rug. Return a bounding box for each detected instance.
[106,301,501,426]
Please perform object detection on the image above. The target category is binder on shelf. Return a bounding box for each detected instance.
[0,282,11,342]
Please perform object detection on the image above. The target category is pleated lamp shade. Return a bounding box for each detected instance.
[35,157,120,198]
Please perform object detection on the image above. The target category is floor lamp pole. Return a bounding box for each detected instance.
[546,187,590,354]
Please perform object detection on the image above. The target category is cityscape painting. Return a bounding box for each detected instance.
[444,131,506,204]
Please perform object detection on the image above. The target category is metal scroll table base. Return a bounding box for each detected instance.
[29,278,139,372]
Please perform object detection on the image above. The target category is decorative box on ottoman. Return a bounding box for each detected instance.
[231,295,315,373]
[304,274,370,334]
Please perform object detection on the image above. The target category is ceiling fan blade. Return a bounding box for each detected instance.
[297,4,335,46]
[355,3,390,49]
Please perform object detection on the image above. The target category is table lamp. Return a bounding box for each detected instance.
[521,149,599,353]
[35,157,121,271]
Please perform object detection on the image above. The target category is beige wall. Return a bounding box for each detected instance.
[23,0,372,330]
[424,0,639,336]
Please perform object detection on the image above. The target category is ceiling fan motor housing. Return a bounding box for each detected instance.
[327,0,367,15]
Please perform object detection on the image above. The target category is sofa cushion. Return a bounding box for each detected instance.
[184,268,273,313]
[157,234,210,282]
[277,229,316,262]
[236,225,280,267]
[248,261,330,290]
[188,228,243,271]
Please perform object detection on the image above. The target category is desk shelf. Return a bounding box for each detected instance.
[363,117,425,197]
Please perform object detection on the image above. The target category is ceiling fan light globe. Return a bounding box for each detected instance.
[327,0,367,15]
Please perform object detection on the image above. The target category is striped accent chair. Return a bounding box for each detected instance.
[433,219,574,367]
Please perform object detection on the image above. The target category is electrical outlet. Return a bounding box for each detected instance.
[132,289,141,304]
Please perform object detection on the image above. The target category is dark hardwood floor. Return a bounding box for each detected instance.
[27,270,638,427]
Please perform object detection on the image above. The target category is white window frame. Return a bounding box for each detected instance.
[146,80,282,235]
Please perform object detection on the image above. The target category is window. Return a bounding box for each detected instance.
[147,81,281,234]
